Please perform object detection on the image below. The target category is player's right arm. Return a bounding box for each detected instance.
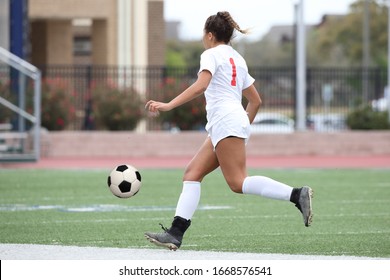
[145,70,211,114]
[243,84,262,124]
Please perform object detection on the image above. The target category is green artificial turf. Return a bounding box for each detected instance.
[0,168,389,258]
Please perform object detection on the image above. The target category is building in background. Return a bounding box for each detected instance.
[27,0,165,66]
[165,20,180,41]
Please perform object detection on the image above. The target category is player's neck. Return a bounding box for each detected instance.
[210,42,226,48]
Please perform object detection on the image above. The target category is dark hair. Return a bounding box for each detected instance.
[204,11,248,44]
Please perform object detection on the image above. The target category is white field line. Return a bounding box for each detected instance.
[0,204,232,212]
[0,243,387,260]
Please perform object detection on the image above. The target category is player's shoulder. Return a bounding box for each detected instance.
[200,48,216,61]
[201,46,219,57]
[202,45,233,62]
[201,45,247,66]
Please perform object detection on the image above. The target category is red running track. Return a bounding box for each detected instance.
[1,155,390,170]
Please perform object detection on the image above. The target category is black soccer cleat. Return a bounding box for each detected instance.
[291,186,313,227]
[144,216,191,251]
[144,230,181,251]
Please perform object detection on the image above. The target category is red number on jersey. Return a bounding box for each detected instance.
[229,58,237,86]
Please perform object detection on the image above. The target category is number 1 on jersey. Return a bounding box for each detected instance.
[229,58,237,86]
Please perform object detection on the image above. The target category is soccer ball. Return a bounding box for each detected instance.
[107,164,142,198]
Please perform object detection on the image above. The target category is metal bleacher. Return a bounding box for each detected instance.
[0,47,41,162]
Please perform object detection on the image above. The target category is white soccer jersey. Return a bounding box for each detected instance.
[198,44,255,131]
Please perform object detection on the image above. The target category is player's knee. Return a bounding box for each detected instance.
[183,167,203,182]
[227,179,243,194]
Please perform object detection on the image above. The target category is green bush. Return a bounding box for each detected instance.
[2,79,75,131]
[39,78,76,131]
[346,105,389,130]
[157,77,206,130]
[0,81,14,124]
[92,84,144,131]
[25,78,75,131]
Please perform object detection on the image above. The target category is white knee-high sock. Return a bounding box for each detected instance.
[174,181,201,220]
[242,176,292,201]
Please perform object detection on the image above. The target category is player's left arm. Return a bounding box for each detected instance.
[243,84,262,124]
[146,70,211,114]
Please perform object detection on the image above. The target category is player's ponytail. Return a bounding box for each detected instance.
[204,11,249,44]
[217,11,249,35]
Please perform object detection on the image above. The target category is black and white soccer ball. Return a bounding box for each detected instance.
[107,164,142,198]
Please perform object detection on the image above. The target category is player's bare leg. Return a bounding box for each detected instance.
[183,137,220,182]
[216,136,313,227]
[215,136,248,193]
[145,137,219,250]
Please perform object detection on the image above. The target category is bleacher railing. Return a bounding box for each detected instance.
[0,47,41,161]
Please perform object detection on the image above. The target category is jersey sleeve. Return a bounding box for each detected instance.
[243,72,255,90]
[199,50,216,75]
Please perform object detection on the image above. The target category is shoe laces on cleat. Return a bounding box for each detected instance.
[159,223,169,232]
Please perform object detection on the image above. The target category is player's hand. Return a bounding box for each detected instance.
[145,100,171,116]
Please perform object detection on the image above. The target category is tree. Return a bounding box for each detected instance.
[239,39,295,67]
[313,0,388,67]
[166,40,204,67]
[239,0,388,67]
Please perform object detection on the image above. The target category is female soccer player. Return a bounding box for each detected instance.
[145,11,313,251]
